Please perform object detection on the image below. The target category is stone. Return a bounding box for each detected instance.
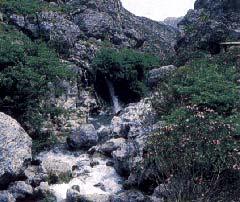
[0,112,32,188]
[147,65,177,87]
[95,138,126,156]
[67,124,98,149]
[0,191,16,202]
[34,182,51,198]
[8,181,33,199]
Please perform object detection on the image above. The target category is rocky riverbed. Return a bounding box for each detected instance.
[0,97,163,202]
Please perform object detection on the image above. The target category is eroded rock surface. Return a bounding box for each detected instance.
[0,112,32,188]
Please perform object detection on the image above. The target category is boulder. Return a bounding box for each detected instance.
[0,191,16,202]
[95,138,126,156]
[147,65,177,87]
[67,124,98,149]
[0,112,32,188]
[34,182,52,199]
[8,181,33,199]
[66,185,109,202]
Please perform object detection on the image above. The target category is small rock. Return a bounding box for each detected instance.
[94,183,106,191]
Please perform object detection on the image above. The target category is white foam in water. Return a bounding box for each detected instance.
[49,152,122,202]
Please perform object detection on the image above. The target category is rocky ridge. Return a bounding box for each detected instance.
[176,0,240,55]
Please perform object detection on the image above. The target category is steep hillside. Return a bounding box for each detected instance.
[176,0,240,61]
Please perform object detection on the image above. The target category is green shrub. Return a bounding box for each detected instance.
[92,48,160,103]
[1,0,69,15]
[0,24,73,146]
[148,53,240,201]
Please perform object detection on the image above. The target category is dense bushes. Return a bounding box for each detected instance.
[148,50,240,201]
[92,48,160,103]
[0,24,73,152]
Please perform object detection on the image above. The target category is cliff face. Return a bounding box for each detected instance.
[6,0,180,65]
[176,0,240,55]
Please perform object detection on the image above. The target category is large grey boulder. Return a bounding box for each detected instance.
[95,138,126,156]
[147,65,177,87]
[0,191,16,202]
[8,181,33,199]
[0,112,32,188]
[67,124,98,149]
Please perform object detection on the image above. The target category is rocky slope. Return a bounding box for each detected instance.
[176,0,240,55]
[162,17,184,29]
[8,0,180,66]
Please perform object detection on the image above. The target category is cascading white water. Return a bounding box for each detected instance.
[106,79,122,114]
[47,152,123,202]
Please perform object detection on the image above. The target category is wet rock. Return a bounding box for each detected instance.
[0,191,16,202]
[66,185,81,202]
[0,112,32,188]
[8,181,33,199]
[67,124,98,149]
[112,143,130,176]
[34,182,51,199]
[97,126,112,141]
[24,165,48,187]
[95,138,126,156]
[110,98,156,138]
[147,65,177,87]
[109,191,148,202]
[106,161,114,167]
[90,160,99,167]
[93,182,106,191]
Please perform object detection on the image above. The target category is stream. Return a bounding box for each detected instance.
[48,81,125,201]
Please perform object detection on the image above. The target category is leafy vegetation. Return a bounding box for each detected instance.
[0,24,73,152]
[148,49,240,201]
[92,48,160,103]
[0,0,69,15]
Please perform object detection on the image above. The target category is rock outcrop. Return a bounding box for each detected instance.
[8,0,179,62]
[176,0,240,56]
[0,112,32,188]
[162,17,184,29]
[147,65,177,87]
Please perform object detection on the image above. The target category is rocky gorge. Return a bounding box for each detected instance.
[0,0,240,202]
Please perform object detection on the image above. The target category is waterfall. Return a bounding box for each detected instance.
[83,69,89,86]
[106,79,122,114]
